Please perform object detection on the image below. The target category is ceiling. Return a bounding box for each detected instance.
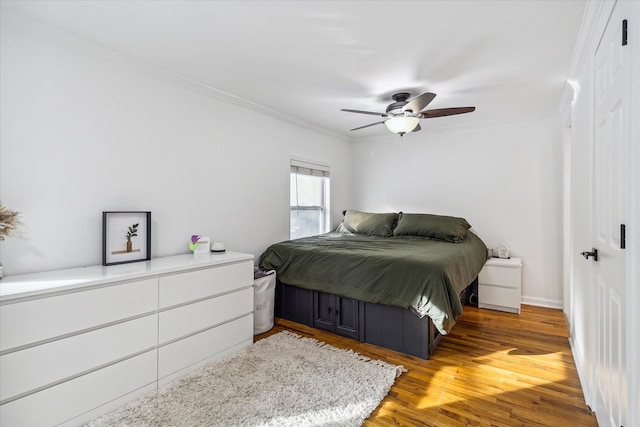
[1,0,586,140]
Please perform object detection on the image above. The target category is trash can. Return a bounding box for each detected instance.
[253,267,276,335]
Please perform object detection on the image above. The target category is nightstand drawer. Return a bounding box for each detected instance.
[478,265,520,288]
[478,284,520,310]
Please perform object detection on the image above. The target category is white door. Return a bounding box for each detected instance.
[592,3,629,426]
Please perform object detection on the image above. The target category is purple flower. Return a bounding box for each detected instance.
[191,235,200,243]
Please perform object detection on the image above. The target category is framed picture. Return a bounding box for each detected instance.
[102,211,151,266]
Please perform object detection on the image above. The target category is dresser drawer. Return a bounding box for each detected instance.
[0,350,157,427]
[0,314,157,402]
[0,278,158,352]
[158,314,252,379]
[159,261,252,308]
[159,287,252,344]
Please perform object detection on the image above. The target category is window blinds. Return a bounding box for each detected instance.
[290,159,330,177]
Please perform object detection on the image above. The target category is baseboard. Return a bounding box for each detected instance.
[563,311,570,328]
[568,336,593,411]
[520,295,563,309]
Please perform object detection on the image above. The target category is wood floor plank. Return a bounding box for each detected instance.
[255,305,597,426]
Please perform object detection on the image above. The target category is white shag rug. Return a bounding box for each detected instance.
[86,330,406,427]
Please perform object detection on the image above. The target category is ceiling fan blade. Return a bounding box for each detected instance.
[341,109,388,117]
[350,121,386,131]
[403,92,436,114]
[420,106,476,118]
[413,123,422,132]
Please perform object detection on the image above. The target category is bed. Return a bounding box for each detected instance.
[259,210,488,359]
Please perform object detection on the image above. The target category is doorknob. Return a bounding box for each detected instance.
[580,248,598,261]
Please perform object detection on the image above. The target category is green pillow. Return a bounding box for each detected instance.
[393,213,471,243]
[340,210,398,237]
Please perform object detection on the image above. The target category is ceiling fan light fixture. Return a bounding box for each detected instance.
[342,91,475,135]
[384,116,419,135]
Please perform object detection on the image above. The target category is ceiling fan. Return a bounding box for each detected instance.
[341,92,475,136]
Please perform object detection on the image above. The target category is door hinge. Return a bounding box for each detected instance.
[621,224,626,249]
[622,19,628,46]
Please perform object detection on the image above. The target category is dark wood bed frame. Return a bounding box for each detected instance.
[275,278,478,359]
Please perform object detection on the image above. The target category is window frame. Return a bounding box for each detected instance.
[289,159,330,239]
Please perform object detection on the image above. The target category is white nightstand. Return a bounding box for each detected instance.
[478,257,522,314]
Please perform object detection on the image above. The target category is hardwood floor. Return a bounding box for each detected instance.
[255,305,597,426]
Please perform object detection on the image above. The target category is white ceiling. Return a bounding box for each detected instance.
[1,0,586,139]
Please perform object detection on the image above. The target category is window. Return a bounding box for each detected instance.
[290,160,330,239]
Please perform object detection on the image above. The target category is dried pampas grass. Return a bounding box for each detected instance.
[0,203,22,240]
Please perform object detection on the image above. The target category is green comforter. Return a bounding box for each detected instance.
[259,231,487,334]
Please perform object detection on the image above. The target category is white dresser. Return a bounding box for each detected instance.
[0,252,254,426]
[478,257,522,314]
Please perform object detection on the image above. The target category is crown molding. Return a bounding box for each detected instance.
[111,55,351,143]
[4,6,351,144]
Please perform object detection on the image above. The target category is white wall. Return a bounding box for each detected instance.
[0,10,352,275]
[351,118,564,307]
